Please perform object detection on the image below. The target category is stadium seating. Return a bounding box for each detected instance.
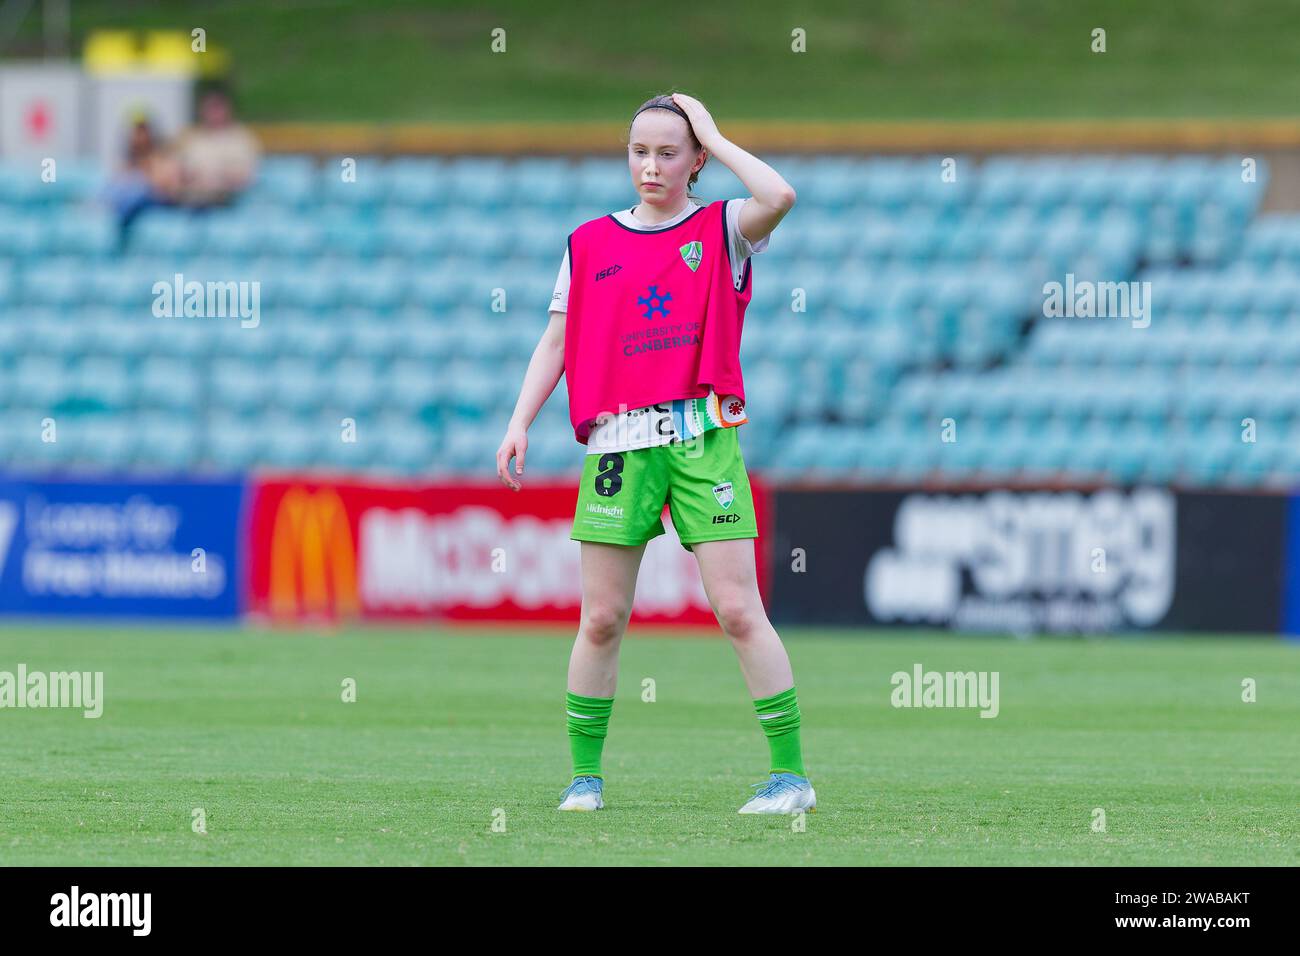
[0,153,1281,484]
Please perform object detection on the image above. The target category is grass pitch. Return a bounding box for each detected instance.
[20,0,1300,121]
[0,625,1295,866]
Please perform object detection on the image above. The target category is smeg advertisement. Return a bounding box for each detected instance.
[770,487,1288,634]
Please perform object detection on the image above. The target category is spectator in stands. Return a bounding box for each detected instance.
[103,114,180,249]
[172,85,261,207]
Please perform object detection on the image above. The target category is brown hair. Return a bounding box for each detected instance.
[628,93,707,206]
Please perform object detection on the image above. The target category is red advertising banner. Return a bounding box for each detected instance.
[246,475,771,625]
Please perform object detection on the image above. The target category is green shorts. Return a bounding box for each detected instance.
[571,427,758,551]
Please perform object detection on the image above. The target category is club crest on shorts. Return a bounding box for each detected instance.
[680,240,703,272]
[712,481,735,509]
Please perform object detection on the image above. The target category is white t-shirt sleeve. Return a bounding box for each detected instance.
[727,198,769,290]
[550,250,569,313]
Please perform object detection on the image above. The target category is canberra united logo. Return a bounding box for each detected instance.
[712,481,735,509]
[680,240,704,272]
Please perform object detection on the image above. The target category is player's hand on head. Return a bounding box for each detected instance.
[669,93,720,147]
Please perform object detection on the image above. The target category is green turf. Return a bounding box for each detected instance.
[11,0,1300,121]
[0,625,1295,866]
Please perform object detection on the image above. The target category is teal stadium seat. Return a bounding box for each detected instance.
[133,413,200,471]
[383,157,448,209]
[0,154,1291,481]
[247,156,317,208]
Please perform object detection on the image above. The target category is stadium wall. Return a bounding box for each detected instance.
[0,474,1295,638]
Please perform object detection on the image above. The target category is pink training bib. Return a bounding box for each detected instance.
[564,199,752,444]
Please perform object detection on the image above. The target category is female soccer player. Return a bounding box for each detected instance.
[496,92,811,814]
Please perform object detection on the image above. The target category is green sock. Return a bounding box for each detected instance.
[753,686,806,777]
[566,691,613,779]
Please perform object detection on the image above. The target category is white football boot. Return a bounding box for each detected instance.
[557,775,604,811]
[738,772,817,814]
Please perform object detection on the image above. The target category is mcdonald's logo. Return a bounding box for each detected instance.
[268,487,359,618]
